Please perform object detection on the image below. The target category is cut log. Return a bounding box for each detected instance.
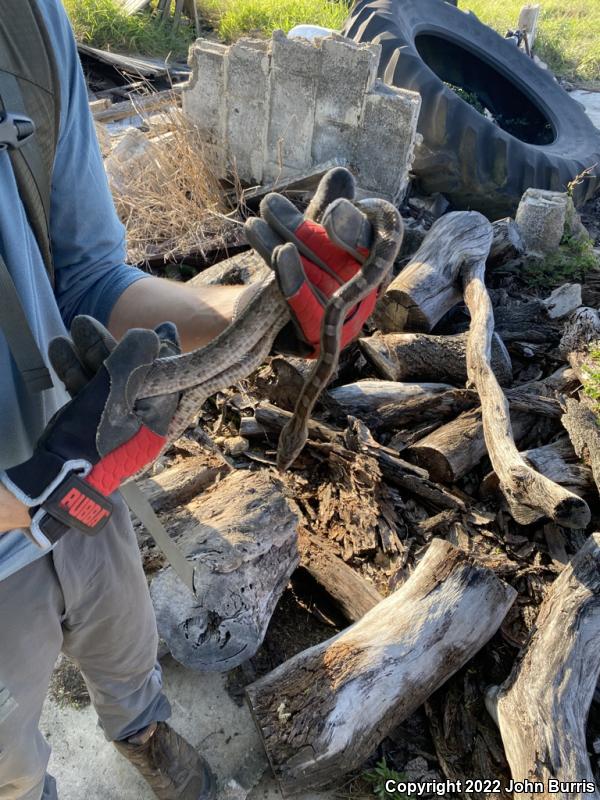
[326,379,454,417]
[296,530,383,623]
[562,398,600,495]
[373,388,477,431]
[488,217,525,266]
[245,538,516,796]
[489,532,600,800]
[137,459,222,511]
[150,470,300,672]
[360,330,512,386]
[482,437,595,498]
[461,233,590,528]
[378,211,493,333]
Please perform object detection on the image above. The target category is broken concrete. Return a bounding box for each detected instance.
[515,188,569,255]
[183,31,421,202]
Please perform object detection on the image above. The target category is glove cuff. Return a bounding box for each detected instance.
[1,454,92,508]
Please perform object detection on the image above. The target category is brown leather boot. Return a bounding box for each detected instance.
[114,722,216,800]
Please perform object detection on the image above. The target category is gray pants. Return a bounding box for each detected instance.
[0,496,171,800]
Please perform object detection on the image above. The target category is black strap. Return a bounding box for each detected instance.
[0,253,52,392]
[0,71,54,280]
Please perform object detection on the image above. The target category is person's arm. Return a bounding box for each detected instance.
[0,484,31,534]
[44,0,245,343]
[108,278,248,352]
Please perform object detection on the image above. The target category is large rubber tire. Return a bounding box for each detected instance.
[343,0,600,217]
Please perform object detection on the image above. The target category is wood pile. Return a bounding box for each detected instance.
[132,188,600,798]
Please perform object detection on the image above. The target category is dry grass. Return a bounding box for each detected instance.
[106,108,238,265]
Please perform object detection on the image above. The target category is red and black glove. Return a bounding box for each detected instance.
[0,316,180,548]
[245,167,378,357]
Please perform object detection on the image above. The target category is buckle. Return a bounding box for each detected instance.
[0,112,35,151]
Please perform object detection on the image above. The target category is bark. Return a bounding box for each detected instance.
[137,459,222,511]
[562,398,600,495]
[490,533,600,800]
[488,217,525,266]
[245,538,516,796]
[296,531,383,623]
[359,330,512,386]
[559,306,600,382]
[150,469,300,672]
[378,212,493,333]
[326,380,454,418]
[461,247,590,528]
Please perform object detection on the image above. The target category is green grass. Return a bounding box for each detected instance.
[63,0,195,57]
[362,760,415,800]
[463,0,600,85]
[64,0,599,85]
[522,233,599,288]
[199,0,349,43]
[583,346,600,417]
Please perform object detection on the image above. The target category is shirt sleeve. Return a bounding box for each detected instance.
[42,0,150,329]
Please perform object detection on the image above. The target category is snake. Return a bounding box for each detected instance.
[137,198,403,470]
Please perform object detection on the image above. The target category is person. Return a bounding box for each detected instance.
[0,2,393,799]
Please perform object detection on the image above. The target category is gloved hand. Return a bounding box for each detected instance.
[0,316,180,548]
[245,167,378,357]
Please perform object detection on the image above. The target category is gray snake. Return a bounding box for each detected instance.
[138,199,403,470]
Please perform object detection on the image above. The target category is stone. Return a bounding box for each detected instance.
[183,31,420,203]
[263,31,322,182]
[225,39,270,183]
[515,188,569,255]
[543,283,582,319]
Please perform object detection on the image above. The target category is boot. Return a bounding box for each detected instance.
[114,721,217,800]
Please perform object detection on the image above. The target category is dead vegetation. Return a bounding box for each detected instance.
[103,108,238,265]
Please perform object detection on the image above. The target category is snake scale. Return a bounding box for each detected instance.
[138,199,403,470]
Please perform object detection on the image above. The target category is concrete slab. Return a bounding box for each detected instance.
[41,656,334,800]
[571,90,600,131]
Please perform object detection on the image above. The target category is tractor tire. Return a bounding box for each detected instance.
[343,0,600,217]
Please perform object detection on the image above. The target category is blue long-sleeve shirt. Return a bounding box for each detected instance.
[0,0,149,582]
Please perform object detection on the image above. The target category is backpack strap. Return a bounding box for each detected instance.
[0,0,61,284]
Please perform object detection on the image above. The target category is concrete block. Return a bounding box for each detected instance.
[515,188,568,255]
[263,30,322,182]
[354,81,421,201]
[312,34,380,164]
[182,40,228,171]
[225,39,271,183]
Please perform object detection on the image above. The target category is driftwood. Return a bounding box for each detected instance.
[489,533,600,799]
[563,399,600,495]
[253,403,468,512]
[378,212,493,333]
[150,470,300,671]
[245,539,516,795]
[360,330,512,386]
[137,458,222,511]
[326,379,454,417]
[461,227,590,528]
[296,531,383,623]
[488,217,525,266]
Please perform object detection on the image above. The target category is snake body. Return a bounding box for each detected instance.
[138,199,402,469]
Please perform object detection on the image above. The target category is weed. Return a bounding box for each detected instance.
[582,345,600,416]
[63,0,195,57]
[522,233,599,288]
[363,760,414,800]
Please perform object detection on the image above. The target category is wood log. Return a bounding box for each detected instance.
[378,211,492,333]
[254,403,468,511]
[562,398,600,495]
[137,458,222,511]
[559,306,600,382]
[373,388,477,431]
[326,379,454,417]
[461,230,590,528]
[481,437,595,498]
[296,531,383,623]
[360,330,512,386]
[245,538,516,796]
[488,217,525,266]
[93,87,182,123]
[489,532,600,799]
[150,469,300,672]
